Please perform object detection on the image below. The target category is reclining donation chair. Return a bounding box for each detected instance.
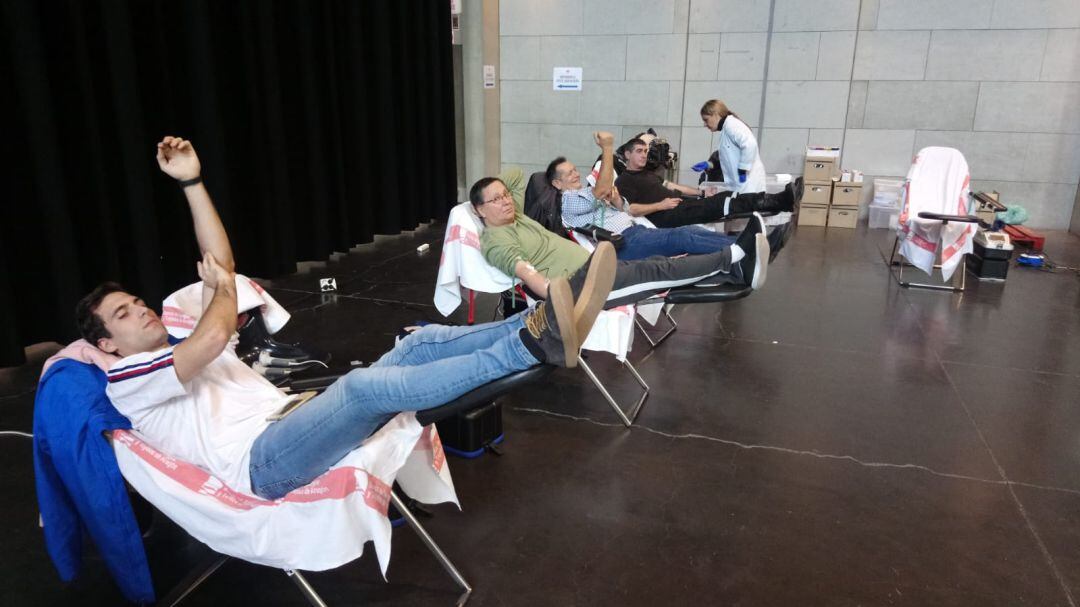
[34,282,553,606]
[888,146,982,292]
[437,173,754,427]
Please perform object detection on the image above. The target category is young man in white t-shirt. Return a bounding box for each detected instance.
[76,136,617,500]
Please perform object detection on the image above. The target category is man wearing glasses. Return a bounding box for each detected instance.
[469,132,770,309]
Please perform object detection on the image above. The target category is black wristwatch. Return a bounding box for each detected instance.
[178,176,202,188]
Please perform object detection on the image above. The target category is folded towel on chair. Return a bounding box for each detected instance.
[436,202,517,316]
[897,147,975,281]
[113,412,457,575]
[162,274,290,338]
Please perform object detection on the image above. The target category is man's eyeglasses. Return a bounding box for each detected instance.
[482,191,512,205]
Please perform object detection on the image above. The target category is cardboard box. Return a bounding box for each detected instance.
[827,206,858,229]
[803,158,836,182]
[801,181,832,205]
[832,182,863,206]
[804,147,840,183]
[797,204,828,227]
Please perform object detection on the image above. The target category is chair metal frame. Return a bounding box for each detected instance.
[886,173,1005,293]
[633,301,677,348]
[475,285,653,427]
[154,490,471,607]
[887,234,969,292]
[576,353,650,427]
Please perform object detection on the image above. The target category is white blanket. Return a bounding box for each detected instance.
[124,279,459,575]
[435,202,516,317]
[436,202,640,361]
[162,274,291,338]
[897,147,975,281]
[113,414,456,575]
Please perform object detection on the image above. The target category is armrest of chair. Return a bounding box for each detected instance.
[662,283,753,305]
[281,371,347,392]
[572,224,624,248]
[917,212,980,224]
[278,364,555,425]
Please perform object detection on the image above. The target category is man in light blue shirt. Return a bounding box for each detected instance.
[549,152,737,261]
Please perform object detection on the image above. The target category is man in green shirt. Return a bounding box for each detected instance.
[471,131,769,306]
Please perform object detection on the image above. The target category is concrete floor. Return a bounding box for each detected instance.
[2,222,1079,606]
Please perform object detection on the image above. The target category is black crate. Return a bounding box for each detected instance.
[974,239,1013,261]
[435,401,503,458]
[966,254,1009,280]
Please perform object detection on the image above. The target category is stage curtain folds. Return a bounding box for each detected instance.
[0,0,457,366]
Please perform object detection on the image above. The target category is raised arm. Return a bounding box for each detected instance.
[590,131,616,202]
[172,251,238,383]
[156,136,235,274]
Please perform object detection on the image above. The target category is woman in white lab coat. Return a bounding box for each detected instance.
[698,99,766,194]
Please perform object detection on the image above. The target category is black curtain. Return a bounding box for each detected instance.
[0,0,457,366]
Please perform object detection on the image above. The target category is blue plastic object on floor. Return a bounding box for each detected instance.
[442,433,504,459]
[1017,253,1044,267]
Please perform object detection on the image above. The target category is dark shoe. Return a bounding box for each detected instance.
[726,187,795,216]
[735,212,769,289]
[237,310,314,360]
[523,277,578,367]
[765,221,795,263]
[571,241,618,341]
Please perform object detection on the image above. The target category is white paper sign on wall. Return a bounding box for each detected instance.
[483,64,496,89]
[553,67,582,91]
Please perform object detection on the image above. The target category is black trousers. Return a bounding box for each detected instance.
[570,247,742,309]
[647,192,735,228]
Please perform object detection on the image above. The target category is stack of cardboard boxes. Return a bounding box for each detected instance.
[797,148,863,229]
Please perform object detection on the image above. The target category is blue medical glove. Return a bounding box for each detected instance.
[738,169,747,183]
[691,161,709,172]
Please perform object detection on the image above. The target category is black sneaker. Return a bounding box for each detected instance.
[523,277,578,367]
[734,212,769,289]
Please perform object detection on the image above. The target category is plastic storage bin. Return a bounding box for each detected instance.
[868,203,900,229]
[873,178,903,204]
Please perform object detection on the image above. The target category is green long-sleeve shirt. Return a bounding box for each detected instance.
[480,167,589,279]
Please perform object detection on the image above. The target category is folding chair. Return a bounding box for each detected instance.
[147,363,555,607]
[886,147,984,292]
[36,350,552,606]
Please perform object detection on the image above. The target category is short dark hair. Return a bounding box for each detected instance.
[75,282,126,346]
[620,137,647,158]
[469,177,504,209]
[545,156,568,187]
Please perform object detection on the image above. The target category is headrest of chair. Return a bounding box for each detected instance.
[524,171,558,214]
[524,172,566,233]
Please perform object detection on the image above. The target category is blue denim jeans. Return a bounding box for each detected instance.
[249,314,537,499]
[617,224,736,261]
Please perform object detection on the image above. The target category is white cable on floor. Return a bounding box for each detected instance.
[0,430,33,439]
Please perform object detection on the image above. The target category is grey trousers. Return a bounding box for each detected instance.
[569,247,743,309]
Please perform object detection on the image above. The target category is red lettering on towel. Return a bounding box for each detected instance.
[114,430,392,513]
[430,429,445,474]
[282,467,359,503]
[363,476,391,515]
[444,224,481,251]
[161,306,196,330]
